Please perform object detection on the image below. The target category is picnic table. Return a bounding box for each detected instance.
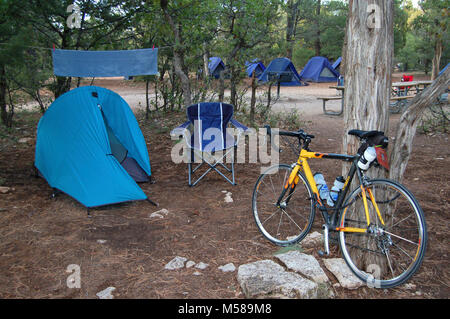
[391,80,433,96]
[324,80,434,115]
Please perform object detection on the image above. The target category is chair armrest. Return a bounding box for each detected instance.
[230,118,249,132]
[170,121,191,138]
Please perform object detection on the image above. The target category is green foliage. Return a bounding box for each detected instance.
[0,0,446,127]
[397,0,450,72]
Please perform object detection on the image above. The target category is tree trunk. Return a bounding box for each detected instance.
[315,0,321,56]
[145,78,150,119]
[218,70,225,102]
[342,0,394,180]
[161,2,192,106]
[250,71,257,125]
[340,4,351,77]
[431,39,443,81]
[390,67,449,182]
[0,65,8,127]
[286,0,299,60]
[203,42,210,78]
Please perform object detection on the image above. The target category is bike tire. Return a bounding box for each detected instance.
[252,164,315,246]
[338,179,427,288]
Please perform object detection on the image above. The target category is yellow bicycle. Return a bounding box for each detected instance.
[252,126,427,288]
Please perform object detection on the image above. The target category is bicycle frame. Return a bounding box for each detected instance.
[280,148,384,233]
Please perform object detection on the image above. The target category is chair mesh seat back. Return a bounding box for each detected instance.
[186,102,234,152]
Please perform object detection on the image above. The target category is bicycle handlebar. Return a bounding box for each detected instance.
[264,125,314,141]
[264,125,314,153]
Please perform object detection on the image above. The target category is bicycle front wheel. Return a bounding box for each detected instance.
[338,179,427,288]
[252,164,315,246]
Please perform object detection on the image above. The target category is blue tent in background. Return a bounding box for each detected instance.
[245,59,266,78]
[300,56,340,82]
[208,57,226,79]
[258,57,306,86]
[332,57,342,71]
[35,86,152,208]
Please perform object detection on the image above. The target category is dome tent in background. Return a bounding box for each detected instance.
[208,57,226,79]
[245,59,266,78]
[258,57,307,86]
[299,56,340,83]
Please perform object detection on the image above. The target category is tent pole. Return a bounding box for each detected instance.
[146,198,159,207]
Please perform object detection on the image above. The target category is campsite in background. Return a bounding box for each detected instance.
[0,0,448,301]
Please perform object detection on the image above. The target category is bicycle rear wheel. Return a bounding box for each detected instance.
[338,179,427,288]
[252,164,315,246]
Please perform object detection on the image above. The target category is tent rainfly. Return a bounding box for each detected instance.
[208,57,226,79]
[258,57,307,86]
[245,59,266,78]
[299,56,340,83]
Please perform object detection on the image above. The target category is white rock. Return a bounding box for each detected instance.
[404,283,416,290]
[237,260,318,299]
[218,263,236,272]
[195,262,209,270]
[164,256,187,270]
[275,251,329,283]
[322,258,364,289]
[18,137,32,144]
[301,231,323,248]
[193,271,202,276]
[0,186,11,194]
[96,239,107,244]
[224,192,233,203]
[149,208,169,219]
[185,261,196,268]
[96,287,116,299]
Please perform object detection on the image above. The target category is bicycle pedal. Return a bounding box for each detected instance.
[317,250,328,257]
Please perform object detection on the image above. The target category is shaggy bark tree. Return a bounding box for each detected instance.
[390,67,449,182]
[342,0,394,179]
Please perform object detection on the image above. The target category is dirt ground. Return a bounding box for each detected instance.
[0,75,448,299]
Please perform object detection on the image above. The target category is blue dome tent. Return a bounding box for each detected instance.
[208,57,226,79]
[245,59,266,78]
[35,86,152,208]
[299,56,340,83]
[258,57,307,86]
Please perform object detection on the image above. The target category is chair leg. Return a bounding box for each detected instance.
[187,148,238,186]
[188,163,192,186]
[231,162,236,185]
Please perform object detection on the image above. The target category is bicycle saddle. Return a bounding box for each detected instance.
[348,129,384,139]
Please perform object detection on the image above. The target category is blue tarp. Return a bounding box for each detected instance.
[258,57,306,86]
[299,56,340,82]
[208,57,226,79]
[245,59,266,78]
[52,48,159,77]
[35,86,151,208]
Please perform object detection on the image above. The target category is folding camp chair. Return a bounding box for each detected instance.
[171,102,249,186]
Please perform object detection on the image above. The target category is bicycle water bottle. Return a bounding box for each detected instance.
[357,146,377,170]
[328,176,345,206]
[313,173,330,204]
